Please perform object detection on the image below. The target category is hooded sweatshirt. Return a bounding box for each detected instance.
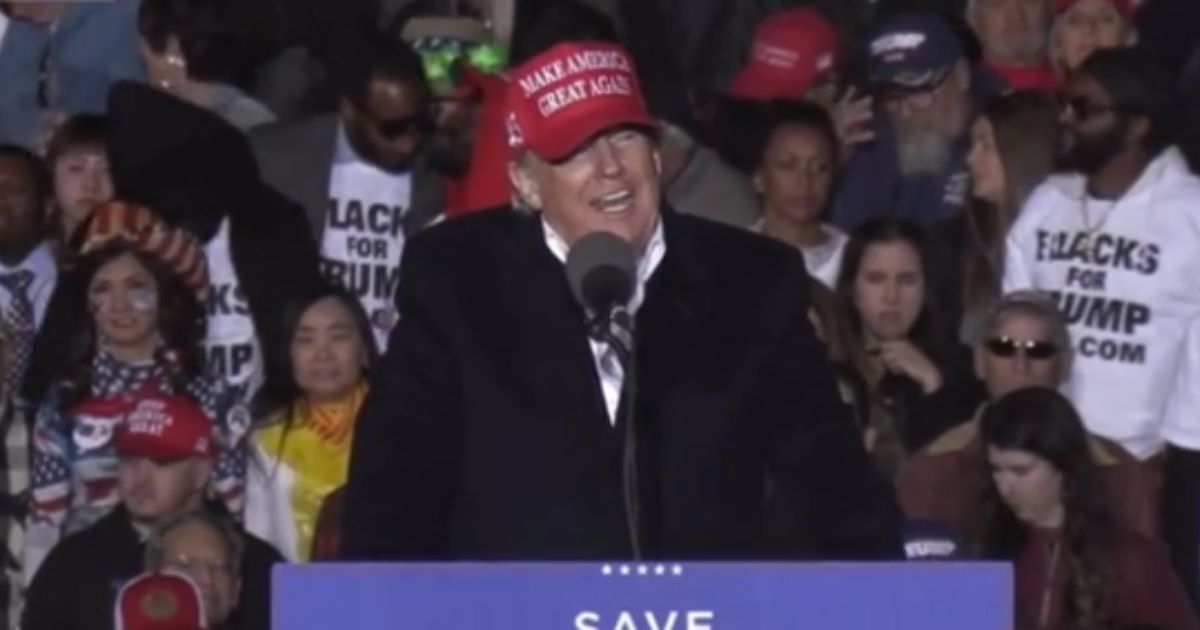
[1004,148,1200,459]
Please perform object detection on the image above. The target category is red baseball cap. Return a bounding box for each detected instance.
[505,41,656,162]
[114,571,207,630]
[114,393,216,462]
[1056,0,1135,20]
[728,7,841,102]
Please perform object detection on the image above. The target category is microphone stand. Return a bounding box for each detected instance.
[590,306,641,560]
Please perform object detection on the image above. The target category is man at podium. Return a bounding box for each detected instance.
[341,40,902,561]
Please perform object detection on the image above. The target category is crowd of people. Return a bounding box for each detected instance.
[3,0,1200,628]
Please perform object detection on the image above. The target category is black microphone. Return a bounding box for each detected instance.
[565,231,642,559]
[566,231,636,349]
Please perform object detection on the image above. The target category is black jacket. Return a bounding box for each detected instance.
[22,507,281,630]
[342,208,902,561]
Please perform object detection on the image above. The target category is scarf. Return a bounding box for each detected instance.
[256,382,366,560]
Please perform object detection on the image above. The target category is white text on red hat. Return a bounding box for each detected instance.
[127,400,174,437]
[517,51,635,119]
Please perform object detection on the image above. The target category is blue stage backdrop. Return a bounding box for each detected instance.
[273,562,1011,629]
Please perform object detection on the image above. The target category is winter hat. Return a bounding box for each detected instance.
[78,200,210,301]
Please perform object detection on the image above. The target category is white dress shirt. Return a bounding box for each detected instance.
[542,219,666,424]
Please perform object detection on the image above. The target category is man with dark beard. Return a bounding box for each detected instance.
[251,33,445,351]
[1004,47,1200,608]
[831,13,976,230]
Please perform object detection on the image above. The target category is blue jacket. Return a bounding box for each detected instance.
[0,0,145,147]
[830,120,971,231]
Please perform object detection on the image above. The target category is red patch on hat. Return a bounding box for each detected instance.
[114,571,207,630]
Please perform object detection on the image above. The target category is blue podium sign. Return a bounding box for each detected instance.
[274,562,1011,629]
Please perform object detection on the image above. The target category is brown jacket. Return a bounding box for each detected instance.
[896,407,1163,540]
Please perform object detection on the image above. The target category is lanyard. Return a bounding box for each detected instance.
[1037,539,1063,629]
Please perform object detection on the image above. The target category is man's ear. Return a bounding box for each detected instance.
[508,160,543,210]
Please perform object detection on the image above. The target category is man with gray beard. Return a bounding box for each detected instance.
[831,13,977,230]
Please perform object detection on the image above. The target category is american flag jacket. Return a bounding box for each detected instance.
[23,349,249,584]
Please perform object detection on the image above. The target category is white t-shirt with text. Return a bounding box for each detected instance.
[321,130,411,351]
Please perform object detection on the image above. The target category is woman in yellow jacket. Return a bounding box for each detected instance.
[245,286,377,561]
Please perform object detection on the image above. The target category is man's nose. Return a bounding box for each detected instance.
[591,138,623,177]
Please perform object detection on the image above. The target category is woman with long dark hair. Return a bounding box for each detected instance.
[836,218,984,478]
[976,387,1197,629]
[245,285,377,561]
[25,201,249,582]
[935,90,1059,343]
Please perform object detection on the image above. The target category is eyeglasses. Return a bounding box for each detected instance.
[878,69,953,112]
[985,337,1060,360]
[1056,94,1122,122]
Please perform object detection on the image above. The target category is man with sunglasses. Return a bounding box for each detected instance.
[1005,47,1200,605]
[252,33,445,351]
[831,12,981,231]
[899,291,1158,542]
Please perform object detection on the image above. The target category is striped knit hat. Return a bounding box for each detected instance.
[80,201,210,301]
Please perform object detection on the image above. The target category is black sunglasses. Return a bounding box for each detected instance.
[1056,94,1124,121]
[985,337,1060,360]
[371,114,435,140]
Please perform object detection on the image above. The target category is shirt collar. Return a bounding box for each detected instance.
[0,242,55,278]
[541,216,667,313]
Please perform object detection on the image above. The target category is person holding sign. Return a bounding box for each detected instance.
[342,41,901,561]
[1004,47,1200,605]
